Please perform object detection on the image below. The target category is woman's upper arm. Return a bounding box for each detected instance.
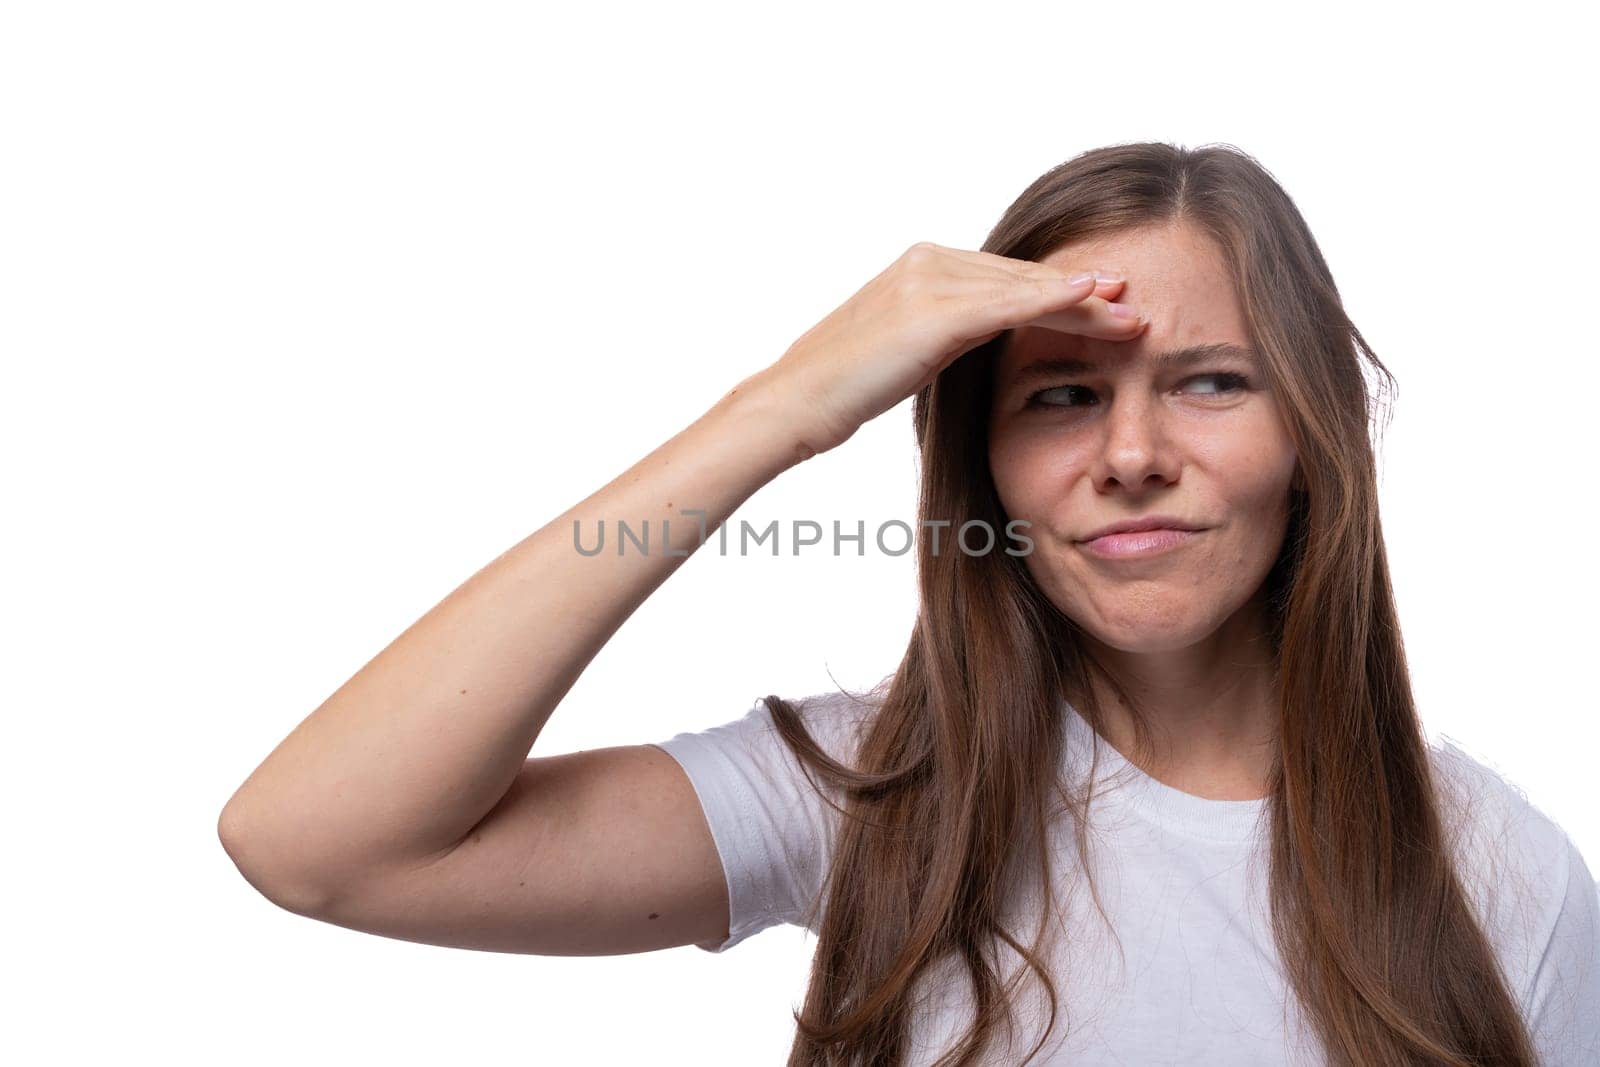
[290,692,870,957]
[304,744,732,956]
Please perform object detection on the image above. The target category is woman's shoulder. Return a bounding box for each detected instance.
[1427,734,1600,1055]
[777,678,895,746]
[1425,734,1595,997]
[1427,735,1578,902]
[1427,735,1576,873]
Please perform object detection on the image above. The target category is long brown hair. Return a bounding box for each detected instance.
[763,142,1535,1065]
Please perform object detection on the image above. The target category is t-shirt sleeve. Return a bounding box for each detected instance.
[649,690,874,953]
[1523,835,1600,1065]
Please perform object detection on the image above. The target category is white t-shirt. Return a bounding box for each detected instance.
[651,690,1600,1065]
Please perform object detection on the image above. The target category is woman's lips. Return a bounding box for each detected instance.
[1077,527,1202,559]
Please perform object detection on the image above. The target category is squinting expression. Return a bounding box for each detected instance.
[988,220,1302,655]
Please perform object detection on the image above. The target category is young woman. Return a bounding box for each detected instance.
[218,142,1599,1065]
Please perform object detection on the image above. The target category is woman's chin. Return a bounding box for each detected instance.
[1076,612,1219,655]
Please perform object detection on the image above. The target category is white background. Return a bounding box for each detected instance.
[4,2,1594,1063]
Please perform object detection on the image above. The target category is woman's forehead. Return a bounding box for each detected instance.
[1007,238,1247,368]
[1038,231,1227,304]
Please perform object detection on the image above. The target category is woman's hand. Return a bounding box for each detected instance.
[757,240,1145,458]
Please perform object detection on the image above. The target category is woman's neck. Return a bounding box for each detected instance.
[1074,600,1280,802]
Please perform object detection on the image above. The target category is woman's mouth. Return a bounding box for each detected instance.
[1077,527,1202,560]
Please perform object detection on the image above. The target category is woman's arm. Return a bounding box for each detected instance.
[216,242,1138,930]
[217,373,809,912]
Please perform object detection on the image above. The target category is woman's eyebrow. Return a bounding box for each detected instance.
[1010,343,1260,386]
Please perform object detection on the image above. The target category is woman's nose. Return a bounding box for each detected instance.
[1090,394,1179,491]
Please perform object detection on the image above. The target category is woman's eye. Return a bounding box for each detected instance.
[1183,372,1250,396]
[1025,385,1095,408]
[1023,373,1250,410]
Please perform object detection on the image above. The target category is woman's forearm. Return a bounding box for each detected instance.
[218,371,810,906]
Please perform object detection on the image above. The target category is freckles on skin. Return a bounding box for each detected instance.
[1015,456,1294,652]
[986,221,1301,652]
[995,412,1298,649]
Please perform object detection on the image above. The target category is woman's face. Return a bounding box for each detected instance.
[988,220,1300,655]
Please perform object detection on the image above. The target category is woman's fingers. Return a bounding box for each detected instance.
[1023,296,1148,341]
[941,246,1129,302]
[954,268,1145,344]
[941,252,1139,336]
